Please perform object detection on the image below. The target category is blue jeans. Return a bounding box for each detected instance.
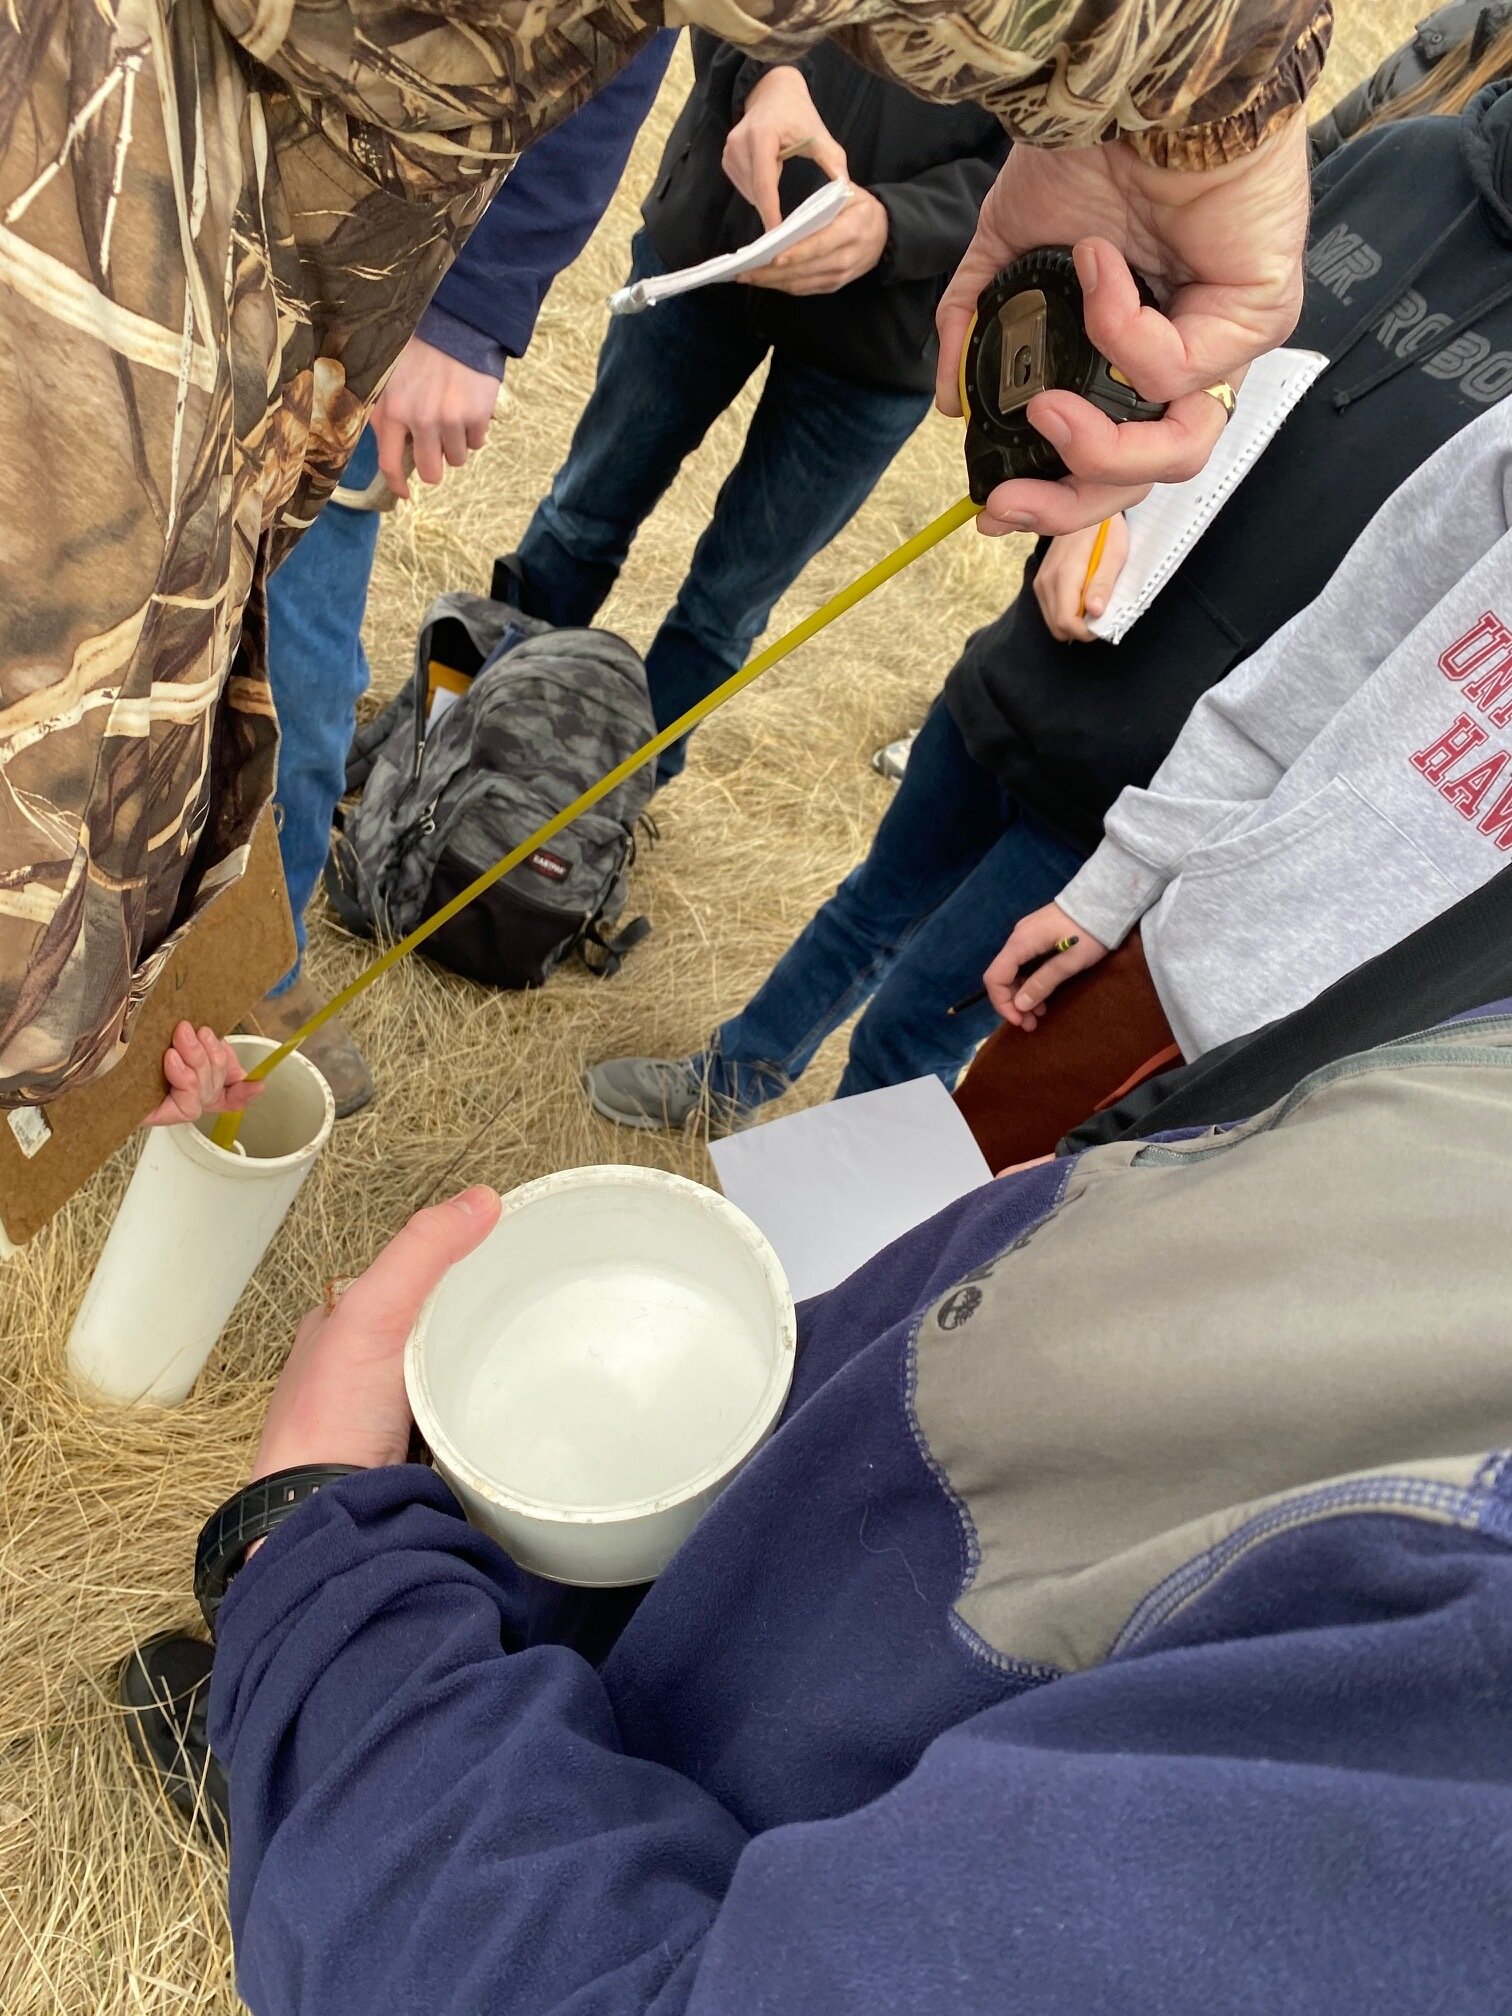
[265,428,383,990]
[515,232,931,782]
[703,699,1086,1106]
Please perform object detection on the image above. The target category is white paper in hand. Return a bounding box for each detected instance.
[709,1077,991,1304]
[609,181,854,316]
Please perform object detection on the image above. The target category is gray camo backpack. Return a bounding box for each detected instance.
[324,591,655,989]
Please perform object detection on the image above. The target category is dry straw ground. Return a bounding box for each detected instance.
[0,6,1425,2006]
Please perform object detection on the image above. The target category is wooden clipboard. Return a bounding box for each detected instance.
[0,807,296,1247]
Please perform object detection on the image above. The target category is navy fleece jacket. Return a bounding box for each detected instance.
[417,34,676,377]
[210,1123,1512,2015]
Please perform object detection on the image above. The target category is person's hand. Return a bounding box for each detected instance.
[251,1188,502,1480]
[722,65,848,232]
[372,335,502,501]
[984,904,1107,1029]
[144,1022,264,1128]
[741,189,890,295]
[1032,514,1130,642]
[937,111,1310,536]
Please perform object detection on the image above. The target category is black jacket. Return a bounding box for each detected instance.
[641,34,1007,394]
[946,83,1512,852]
[1310,1,1511,161]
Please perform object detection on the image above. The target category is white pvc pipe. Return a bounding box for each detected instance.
[67,1036,334,1406]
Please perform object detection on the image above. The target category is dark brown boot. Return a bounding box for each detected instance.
[241,976,375,1119]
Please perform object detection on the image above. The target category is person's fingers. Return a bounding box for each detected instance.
[464,411,493,452]
[152,1035,202,1124]
[1020,383,1229,492]
[409,418,445,489]
[202,1028,234,1075]
[983,932,1035,1020]
[330,1188,503,1352]
[935,228,1018,417]
[222,1080,265,1112]
[1010,950,1084,1017]
[169,1018,201,1064]
[191,1025,223,1108]
[766,215,849,269]
[1034,526,1098,641]
[172,1022,209,1100]
[747,141,784,234]
[372,407,411,502]
[977,475,1151,540]
[1081,514,1130,623]
[1038,577,1087,645]
[744,254,851,294]
[161,1045,196,1089]
[749,261,854,297]
[440,419,469,470]
[1074,238,1273,404]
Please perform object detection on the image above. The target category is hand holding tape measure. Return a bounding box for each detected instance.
[209,245,1232,1148]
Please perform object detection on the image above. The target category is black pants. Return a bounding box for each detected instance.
[1065,867,1512,1151]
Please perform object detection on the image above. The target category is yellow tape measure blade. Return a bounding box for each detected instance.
[210,493,976,1150]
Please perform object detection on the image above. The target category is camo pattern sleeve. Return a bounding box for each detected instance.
[0,0,1327,1104]
[691,0,1332,166]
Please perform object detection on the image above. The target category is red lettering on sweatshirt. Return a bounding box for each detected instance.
[1463,659,1512,728]
[1478,782,1512,850]
[1439,749,1510,820]
[1439,612,1512,684]
[1412,713,1488,782]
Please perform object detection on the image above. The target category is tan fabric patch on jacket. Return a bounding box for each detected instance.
[911,1025,1512,1676]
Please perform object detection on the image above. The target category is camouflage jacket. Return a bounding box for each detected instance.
[0,0,1331,1105]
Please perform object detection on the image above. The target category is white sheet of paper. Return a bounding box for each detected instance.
[608,181,854,316]
[710,1077,992,1304]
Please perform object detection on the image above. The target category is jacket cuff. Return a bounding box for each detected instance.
[1056,836,1167,951]
[415,304,507,381]
[1130,6,1333,170]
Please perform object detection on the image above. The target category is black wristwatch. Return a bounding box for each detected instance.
[195,1465,362,1635]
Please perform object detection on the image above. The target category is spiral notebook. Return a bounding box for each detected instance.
[1088,346,1330,644]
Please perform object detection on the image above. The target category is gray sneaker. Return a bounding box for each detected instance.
[584,1055,749,1135]
[871,731,916,782]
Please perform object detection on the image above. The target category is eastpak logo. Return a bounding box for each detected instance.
[528,848,570,882]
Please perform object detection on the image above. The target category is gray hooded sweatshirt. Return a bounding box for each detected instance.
[1058,400,1512,1059]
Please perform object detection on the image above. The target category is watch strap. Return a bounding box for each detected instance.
[195,1465,363,1635]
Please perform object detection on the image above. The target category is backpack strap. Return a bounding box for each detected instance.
[580,915,652,979]
[321,836,377,942]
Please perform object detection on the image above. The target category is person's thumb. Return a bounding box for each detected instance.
[339,1188,501,1344]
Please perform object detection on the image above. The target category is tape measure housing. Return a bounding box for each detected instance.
[963,247,1167,501]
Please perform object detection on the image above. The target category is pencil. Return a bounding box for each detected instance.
[1078,519,1112,618]
[947,937,1080,1017]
